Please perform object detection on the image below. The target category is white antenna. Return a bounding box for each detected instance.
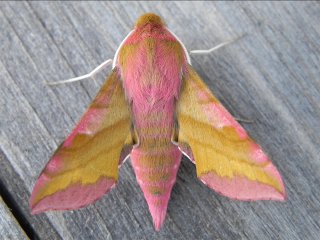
[45,59,113,85]
[190,34,247,55]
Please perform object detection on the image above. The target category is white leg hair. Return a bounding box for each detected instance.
[190,34,247,55]
[45,59,113,85]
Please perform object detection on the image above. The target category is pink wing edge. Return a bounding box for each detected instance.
[178,142,286,201]
[30,147,133,215]
[30,176,116,214]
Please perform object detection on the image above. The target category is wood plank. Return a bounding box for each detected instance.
[0,197,28,240]
[0,1,319,239]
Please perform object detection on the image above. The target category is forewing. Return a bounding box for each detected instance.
[30,70,132,214]
[176,65,286,201]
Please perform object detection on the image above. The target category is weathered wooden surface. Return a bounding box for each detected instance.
[0,1,319,239]
[0,197,28,240]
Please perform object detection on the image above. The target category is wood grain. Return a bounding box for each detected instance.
[0,197,28,240]
[0,2,319,239]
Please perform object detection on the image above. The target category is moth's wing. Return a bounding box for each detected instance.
[176,65,286,201]
[30,70,133,214]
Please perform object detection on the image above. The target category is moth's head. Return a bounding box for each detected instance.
[135,13,165,29]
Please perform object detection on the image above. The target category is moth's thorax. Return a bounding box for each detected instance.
[118,26,187,105]
[117,14,186,148]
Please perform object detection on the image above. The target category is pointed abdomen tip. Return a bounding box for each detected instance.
[150,204,167,231]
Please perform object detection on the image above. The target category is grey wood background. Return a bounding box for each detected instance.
[0,197,28,239]
[1,1,319,239]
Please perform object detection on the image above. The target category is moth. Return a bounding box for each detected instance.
[30,13,286,231]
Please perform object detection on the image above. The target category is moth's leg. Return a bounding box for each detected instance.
[190,34,247,55]
[234,117,254,123]
[45,59,113,85]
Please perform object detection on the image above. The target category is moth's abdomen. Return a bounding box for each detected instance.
[131,143,181,230]
[130,103,181,230]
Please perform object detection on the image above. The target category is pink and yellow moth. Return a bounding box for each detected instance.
[30,13,286,231]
